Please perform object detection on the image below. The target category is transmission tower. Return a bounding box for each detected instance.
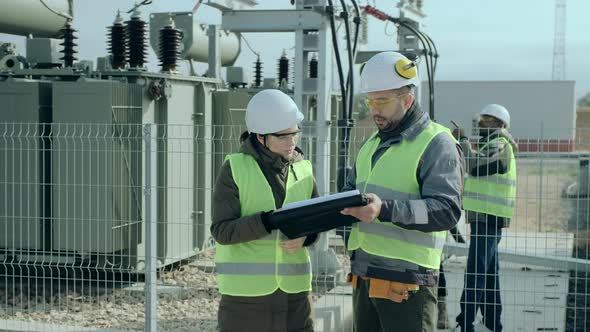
[551,0,566,80]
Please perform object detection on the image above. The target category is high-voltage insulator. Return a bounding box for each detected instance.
[158,17,184,72]
[253,56,263,87]
[126,9,147,69]
[309,54,318,78]
[59,20,77,67]
[277,50,289,87]
[108,11,127,69]
[360,11,369,44]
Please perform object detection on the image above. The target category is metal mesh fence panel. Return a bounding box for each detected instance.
[0,122,588,331]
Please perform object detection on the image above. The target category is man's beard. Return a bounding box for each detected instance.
[374,115,400,131]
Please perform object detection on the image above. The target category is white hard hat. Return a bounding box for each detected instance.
[359,51,420,93]
[480,104,510,128]
[245,89,304,134]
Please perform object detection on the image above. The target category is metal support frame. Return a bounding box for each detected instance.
[221,10,324,32]
[293,29,305,120]
[298,1,335,263]
[219,1,332,193]
[220,0,337,266]
[143,124,158,332]
[444,242,590,271]
[207,25,221,79]
[314,11,332,207]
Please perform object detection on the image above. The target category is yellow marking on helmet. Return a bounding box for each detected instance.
[394,58,417,79]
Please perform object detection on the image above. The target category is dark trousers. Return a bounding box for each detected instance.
[456,222,503,332]
[353,278,437,332]
[438,263,447,298]
[218,290,313,332]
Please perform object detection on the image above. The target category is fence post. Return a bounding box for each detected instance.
[144,123,158,332]
[538,122,544,232]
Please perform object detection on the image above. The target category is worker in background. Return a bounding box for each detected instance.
[340,51,464,331]
[453,104,517,332]
[211,89,319,332]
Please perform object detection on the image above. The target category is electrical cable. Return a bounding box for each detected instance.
[422,31,439,73]
[347,0,361,120]
[409,27,438,118]
[326,0,350,192]
[192,0,205,14]
[325,0,348,120]
[339,0,359,190]
[127,0,153,14]
[338,0,354,120]
[363,5,437,119]
[334,0,360,189]
[39,0,72,20]
[67,0,73,18]
[402,22,436,77]
[241,35,260,57]
[383,20,395,36]
[398,20,435,118]
[421,31,436,75]
[405,24,437,116]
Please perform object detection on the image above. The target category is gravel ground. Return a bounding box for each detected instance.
[0,254,221,332]
[0,250,351,332]
[513,159,577,232]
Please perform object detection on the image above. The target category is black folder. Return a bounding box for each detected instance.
[268,190,368,239]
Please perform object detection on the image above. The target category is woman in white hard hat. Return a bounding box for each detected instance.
[211,89,318,332]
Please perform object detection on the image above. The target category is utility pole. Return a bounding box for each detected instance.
[551,0,566,80]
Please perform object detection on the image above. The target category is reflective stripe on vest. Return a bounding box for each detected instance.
[215,153,314,296]
[463,137,517,218]
[347,122,452,270]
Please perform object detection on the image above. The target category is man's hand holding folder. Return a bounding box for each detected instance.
[340,193,382,223]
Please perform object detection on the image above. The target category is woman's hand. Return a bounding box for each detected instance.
[280,237,306,254]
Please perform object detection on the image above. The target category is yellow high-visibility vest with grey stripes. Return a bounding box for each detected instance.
[463,137,516,218]
[347,123,451,270]
[215,153,314,296]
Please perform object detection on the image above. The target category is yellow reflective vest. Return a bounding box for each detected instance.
[463,137,516,218]
[348,123,452,269]
[215,153,314,296]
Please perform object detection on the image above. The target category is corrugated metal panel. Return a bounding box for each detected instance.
[0,79,52,250]
[51,80,143,254]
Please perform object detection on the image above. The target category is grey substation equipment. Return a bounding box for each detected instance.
[0,0,347,285]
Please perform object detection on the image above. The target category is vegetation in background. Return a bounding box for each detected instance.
[578,92,590,107]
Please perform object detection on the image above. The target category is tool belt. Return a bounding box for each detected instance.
[347,273,419,303]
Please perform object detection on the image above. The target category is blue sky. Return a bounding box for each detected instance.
[1,0,588,99]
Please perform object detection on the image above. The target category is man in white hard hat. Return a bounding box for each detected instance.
[340,51,464,331]
[211,89,318,332]
[453,104,517,332]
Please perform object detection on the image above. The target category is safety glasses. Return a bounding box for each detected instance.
[266,130,301,143]
[364,93,408,109]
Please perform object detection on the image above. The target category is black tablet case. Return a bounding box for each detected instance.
[268,193,368,239]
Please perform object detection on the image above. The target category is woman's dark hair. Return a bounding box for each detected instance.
[240,130,268,149]
[240,130,256,143]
